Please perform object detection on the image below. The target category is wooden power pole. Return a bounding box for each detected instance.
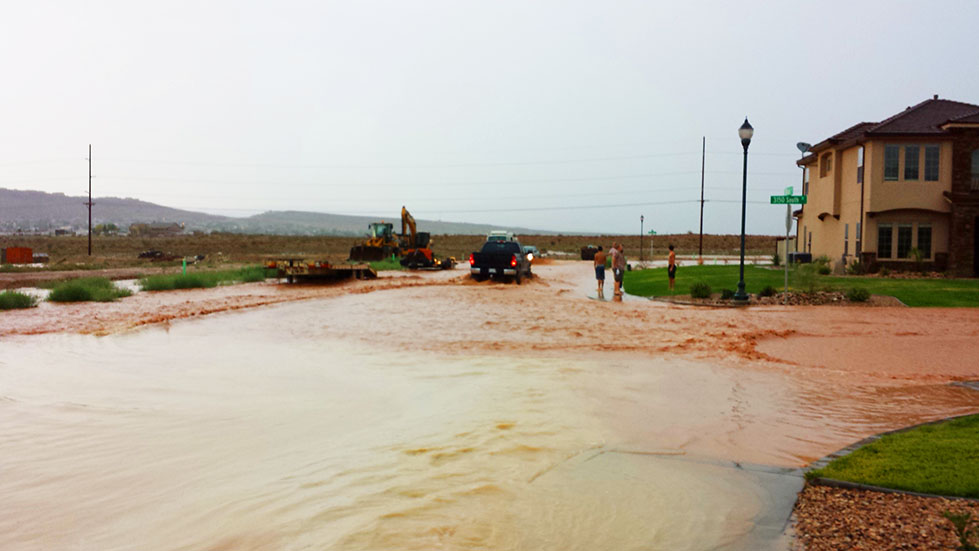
[698,136,705,262]
[86,144,94,255]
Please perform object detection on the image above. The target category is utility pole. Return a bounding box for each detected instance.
[698,136,705,264]
[86,144,94,256]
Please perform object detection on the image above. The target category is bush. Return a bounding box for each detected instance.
[48,277,132,302]
[720,288,735,300]
[880,267,891,277]
[772,252,780,267]
[793,264,820,294]
[846,287,871,302]
[690,282,712,299]
[846,260,865,275]
[140,266,269,291]
[759,285,777,297]
[817,264,831,275]
[0,291,38,310]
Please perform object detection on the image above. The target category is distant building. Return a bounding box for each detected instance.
[128,222,185,237]
[797,96,979,276]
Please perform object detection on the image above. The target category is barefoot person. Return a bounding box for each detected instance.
[610,243,626,297]
[668,244,677,291]
[593,246,607,298]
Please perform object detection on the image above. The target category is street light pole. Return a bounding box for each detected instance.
[734,118,753,301]
[640,215,644,262]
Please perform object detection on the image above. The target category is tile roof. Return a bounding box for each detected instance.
[946,109,979,124]
[865,98,979,135]
[831,121,876,141]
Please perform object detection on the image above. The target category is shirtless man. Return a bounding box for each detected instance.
[593,246,607,298]
[668,244,677,291]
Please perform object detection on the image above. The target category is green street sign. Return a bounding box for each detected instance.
[784,186,793,195]
[770,195,807,204]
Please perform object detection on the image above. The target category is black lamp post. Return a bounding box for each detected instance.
[640,215,644,262]
[733,118,753,301]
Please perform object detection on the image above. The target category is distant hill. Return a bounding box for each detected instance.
[0,188,554,236]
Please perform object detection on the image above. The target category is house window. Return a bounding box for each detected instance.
[844,223,849,256]
[917,225,932,259]
[884,145,900,180]
[803,167,809,195]
[924,146,940,181]
[820,154,832,177]
[904,145,920,180]
[857,146,865,184]
[856,222,862,256]
[878,225,893,258]
[897,225,913,258]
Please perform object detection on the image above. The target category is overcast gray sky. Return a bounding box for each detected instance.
[2,1,978,234]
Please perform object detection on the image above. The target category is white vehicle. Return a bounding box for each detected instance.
[486,231,515,243]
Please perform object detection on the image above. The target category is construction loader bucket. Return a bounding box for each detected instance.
[349,245,387,262]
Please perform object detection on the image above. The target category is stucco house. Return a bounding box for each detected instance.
[796,96,979,276]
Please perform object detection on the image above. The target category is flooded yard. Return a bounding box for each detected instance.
[1,263,977,550]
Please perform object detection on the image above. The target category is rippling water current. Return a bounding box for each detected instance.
[1,299,976,550]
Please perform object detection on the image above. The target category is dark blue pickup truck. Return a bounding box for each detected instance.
[468,239,533,283]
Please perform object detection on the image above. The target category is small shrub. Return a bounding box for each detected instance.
[846,260,865,275]
[942,511,978,551]
[817,264,831,275]
[793,264,820,294]
[846,287,870,302]
[759,285,777,298]
[772,252,780,267]
[814,255,831,267]
[48,277,132,302]
[720,288,735,300]
[880,266,891,277]
[0,291,38,310]
[690,282,712,299]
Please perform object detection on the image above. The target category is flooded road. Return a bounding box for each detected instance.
[2,266,978,550]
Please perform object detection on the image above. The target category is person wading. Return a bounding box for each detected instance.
[593,246,607,299]
[610,242,626,298]
[668,244,677,291]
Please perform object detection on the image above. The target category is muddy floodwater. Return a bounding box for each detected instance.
[1,264,978,550]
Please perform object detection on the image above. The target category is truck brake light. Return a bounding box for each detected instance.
[510,254,517,268]
[468,253,475,266]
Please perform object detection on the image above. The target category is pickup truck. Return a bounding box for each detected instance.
[468,239,533,283]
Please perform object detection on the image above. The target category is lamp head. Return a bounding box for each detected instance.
[738,118,754,141]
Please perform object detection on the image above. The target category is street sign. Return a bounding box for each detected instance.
[770,195,807,204]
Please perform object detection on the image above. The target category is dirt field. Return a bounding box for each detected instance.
[1,233,779,269]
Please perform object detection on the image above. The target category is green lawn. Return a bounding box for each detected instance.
[623,265,979,307]
[807,415,979,498]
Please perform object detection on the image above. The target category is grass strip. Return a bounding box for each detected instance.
[48,277,132,302]
[623,265,979,307]
[807,415,979,498]
[0,291,38,309]
[368,257,405,271]
[139,266,270,291]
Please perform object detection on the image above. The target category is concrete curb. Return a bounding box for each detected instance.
[804,402,979,501]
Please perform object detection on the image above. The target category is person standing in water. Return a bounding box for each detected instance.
[668,244,677,291]
[611,243,626,298]
[593,246,607,298]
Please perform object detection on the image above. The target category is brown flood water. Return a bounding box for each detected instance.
[1,265,978,550]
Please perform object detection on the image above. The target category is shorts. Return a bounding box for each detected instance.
[595,265,605,281]
[668,265,677,278]
[613,268,624,282]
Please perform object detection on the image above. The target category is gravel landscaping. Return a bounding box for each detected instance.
[793,484,979,550]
